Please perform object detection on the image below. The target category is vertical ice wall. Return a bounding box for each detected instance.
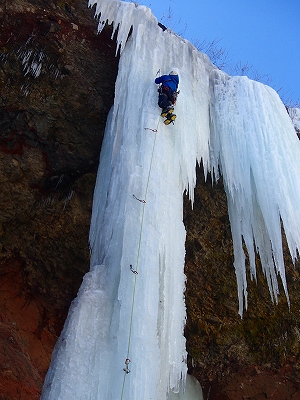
[42,0,300,398]
[210,71,300,315]
[42,0,212,399]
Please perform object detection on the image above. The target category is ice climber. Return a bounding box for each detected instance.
[155,71,179,125]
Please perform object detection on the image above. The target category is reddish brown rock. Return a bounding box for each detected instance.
[0,259,55,399]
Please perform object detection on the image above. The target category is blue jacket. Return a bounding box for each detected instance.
[155,74,179,92]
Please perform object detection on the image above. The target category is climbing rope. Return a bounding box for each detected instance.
[120,116,160,399]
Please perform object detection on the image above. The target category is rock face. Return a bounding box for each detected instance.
[184,166,300,399]
[1,1,300,399]
[0,1,118,397]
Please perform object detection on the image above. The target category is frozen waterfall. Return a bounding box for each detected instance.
[41,0,300,399]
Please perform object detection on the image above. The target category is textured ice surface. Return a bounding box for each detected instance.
[42,0,300,398]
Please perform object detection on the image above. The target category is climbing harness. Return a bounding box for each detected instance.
[120,115,160,400]
[158,84,180,104]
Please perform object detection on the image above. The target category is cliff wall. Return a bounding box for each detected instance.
[1,1,300,399]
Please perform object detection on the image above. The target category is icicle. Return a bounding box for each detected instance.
[210,70,300,314]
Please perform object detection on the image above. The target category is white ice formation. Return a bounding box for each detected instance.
[41,1,300,399]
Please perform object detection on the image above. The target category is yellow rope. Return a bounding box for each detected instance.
[120,118,160,399]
